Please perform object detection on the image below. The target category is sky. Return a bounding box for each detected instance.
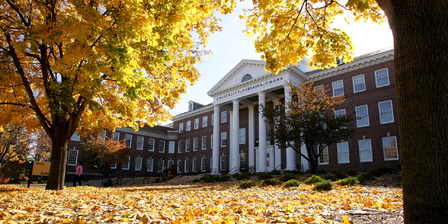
[166,1,394,123]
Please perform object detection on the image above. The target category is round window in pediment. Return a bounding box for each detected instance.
[241,74,252,82]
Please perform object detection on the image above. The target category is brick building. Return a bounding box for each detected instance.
[67,47,399,176]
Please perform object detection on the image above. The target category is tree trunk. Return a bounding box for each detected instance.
[46,129,69,190]
[378,1,448,222]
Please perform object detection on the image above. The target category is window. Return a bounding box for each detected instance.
[136,136,144,150]
[201,157,207,172]
[194,118,199,130]
[193,137,199,151]
[221,132,227,147]
[211,135,213,149]
[159,140,166,153]
[379,100,394,124]
[221,111,227,123]
[168,141,175,153]
[71,133,81,141]
[179,123,184,133]
[314,85,324,91]
[157,159,164,172]
[168,160,174,168]
[125,134,132,148]
[240,153,246,169]
[211,114,214,126]
[355,105,369,127]
[202,116,208,128]
[186,121,191,131]
[210,157,213,171]
[332,80,344,97]
[383,136,399,160]
[239,128,246,144]
[147,158,154,172]
[220,155,227,170]
[318,147,329,165]
[202,136,207,150]
[178,140,183,153]
[185,139,190,152]
[135,156,142,171]
[184,159,190,172]
[112,132,119,141]
[192,158,197,172]
[111,155,117,169]
[334,109,346,117]
[177,160,181,173]
[337,142,350,164]
[359,139,373,162]
[375,68,390,88]
[122,156,130,170]
[352,75,366,93]
[67,149,79,166]
[241,74,252,82]
[148,138,155,151]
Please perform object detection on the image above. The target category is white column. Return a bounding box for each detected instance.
[231,100,240,173]
[248,105,255,171]
[229,110,233,172]
[258,92,267,172]
[284,85,296,171]
[212,105,220,174]
[272,98,281,170]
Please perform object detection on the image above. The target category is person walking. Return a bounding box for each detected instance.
[73,161,83,186]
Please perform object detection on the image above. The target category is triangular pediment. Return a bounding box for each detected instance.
[207,59,269,96]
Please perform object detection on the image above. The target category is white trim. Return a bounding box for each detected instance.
[382,136,399,161]
[178,140,183,153]
[185,139,190,152]
[352,74,366,93]
[146,157,154,172]
[135,156,142,171]
[220,132,227,147]
[221,111,227,123]
[332,80,344,97]
[159,140,166,153]
[124,134,132,148]
[355,105,369,127]
[179,123,184,133]
[337,142,350,164]
[201,157,207,172]
[112,132,120,141]
[168,141,175,153]
[318,147,329,165]
[186,121,191,131]
[193,137,199,151]
[201,136,207,150]
[122,156,130,170]
[378,100,394,124]
[359,139,373,162]
[184,158,190,173]
[67,149,79,166]
[202,116,208,128]
[136,136,144,150]
[375,68,390,88]
[239,128,246,144]
[194,118,199,130]
[148,138,155,151]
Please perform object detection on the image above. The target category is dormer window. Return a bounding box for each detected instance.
[189,102,194,111]
[336,58,344,66]
[241,74,252,82]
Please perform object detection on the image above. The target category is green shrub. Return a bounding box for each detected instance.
[338,177,360,186]
[282,179,301,188]
[357,175,366,185]
[262,178,282,186]
[217,174,231,182]
[314,180,334,190]
[233,173,250,180]
[193,179,201,183]
[361,172,375,181]
[200,175,217,183]
[323,175,337,181]
[279,172,296,182]
[391,164,401,172]
[270,170,281,175]
[304,175,323,184]
[256,172,273,180]
[240,180,258,189]
[369,169,382,177]
[346,170,358,177]
[333,172,347,179]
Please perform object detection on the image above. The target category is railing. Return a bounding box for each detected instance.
[248,166,255,173]
[228,167,239,174]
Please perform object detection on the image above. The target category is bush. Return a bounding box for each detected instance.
[346,170,358,177]
[193,179,201,183]
[240,180,258,189]
[314,180,334,190]
[338,177,360,186]
[357,175,366,185]
[360,172,375,181]
[233,173,250,180]
[270,170,281,175]
[256,172,273,180]
[368,169,382,177]
[279,172,296,182]
[333,172,347,179]
[262,178,282,186]
[283,179,301,188]
[304,175,323,184]
[323,175,337,181]
[200,175,217,183]
[391,164,401,172]
[217,174,231,182]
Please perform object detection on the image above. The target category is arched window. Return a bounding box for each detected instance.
[241,74,252,82]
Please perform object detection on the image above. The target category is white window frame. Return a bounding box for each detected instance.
[318,146,329,165]
[112,132,120,141]
[147,157,154,172]
[220,154,227,170]
[239,128,246,144]
[337,142,350,164]
[186,121,191,131]
[202,116,208,128]
[314,85,324,91]
[355,105,370,127]
[332,80,344,97]
[185,139,190,152]
[184,159,190,173]
[157,159,164,173]
[122,156,130,170]
[179,123,184,133]
[211,114,214,126]
[221,132,227,147]
[178,140,183,153]
[375,68,390,88]
[383,136,399,161]
[136,136,144,150]
[177,160,182,173]
[221,111,227,123]
[201,157,207,172]
[159,140,166,153]
[148,138,155,152]
[193,137,199,151]
[334,109,346,117]
[239,153,246,169]
[168,141,175,153]
[67,149,79,166]
[378,100,394,124]
[194,118,199,130]
[352,74,366,93]
[71,133,81,141]
[125,134,132,148]
[135,156,142,171]
[211,135,213,149]
[110,155,117,169]
[192,158,197,172]
[359,139,373,162]
[202,136,207,150]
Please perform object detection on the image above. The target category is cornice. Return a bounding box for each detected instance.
[172,104,214,122]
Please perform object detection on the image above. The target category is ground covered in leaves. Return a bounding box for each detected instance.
[0,179,402,223]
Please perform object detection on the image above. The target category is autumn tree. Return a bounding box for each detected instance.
[0,0,236,190]
[33,129,51,162]
[0,125,30,174]
[243,0,447,222]
[263,83,354,174]
[82,136,130,179]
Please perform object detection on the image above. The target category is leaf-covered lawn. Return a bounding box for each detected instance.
[0,183,402,223]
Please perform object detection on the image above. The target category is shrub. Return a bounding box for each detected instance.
[200,175,217,183]
[279,172,296,182]
[316,170,327,174]
[361,172,375,181]
[369,169,382,177]
[338,177,360,186]
[304,175,323,184]
[314,180,334,191]
[240,180,258,189]
[391,164,401,172]
[256,172,273,180]
[262,178,282,186]
[270,170,281,175]
[323,175,337,181]
[346,170,358,177]
[193,179,201,183]
[357,175,366,185]
[333,172,347,179]
[217,174,231,182]
[378,167,393,174]
[283,179,301,188]
[233,173,250,180]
